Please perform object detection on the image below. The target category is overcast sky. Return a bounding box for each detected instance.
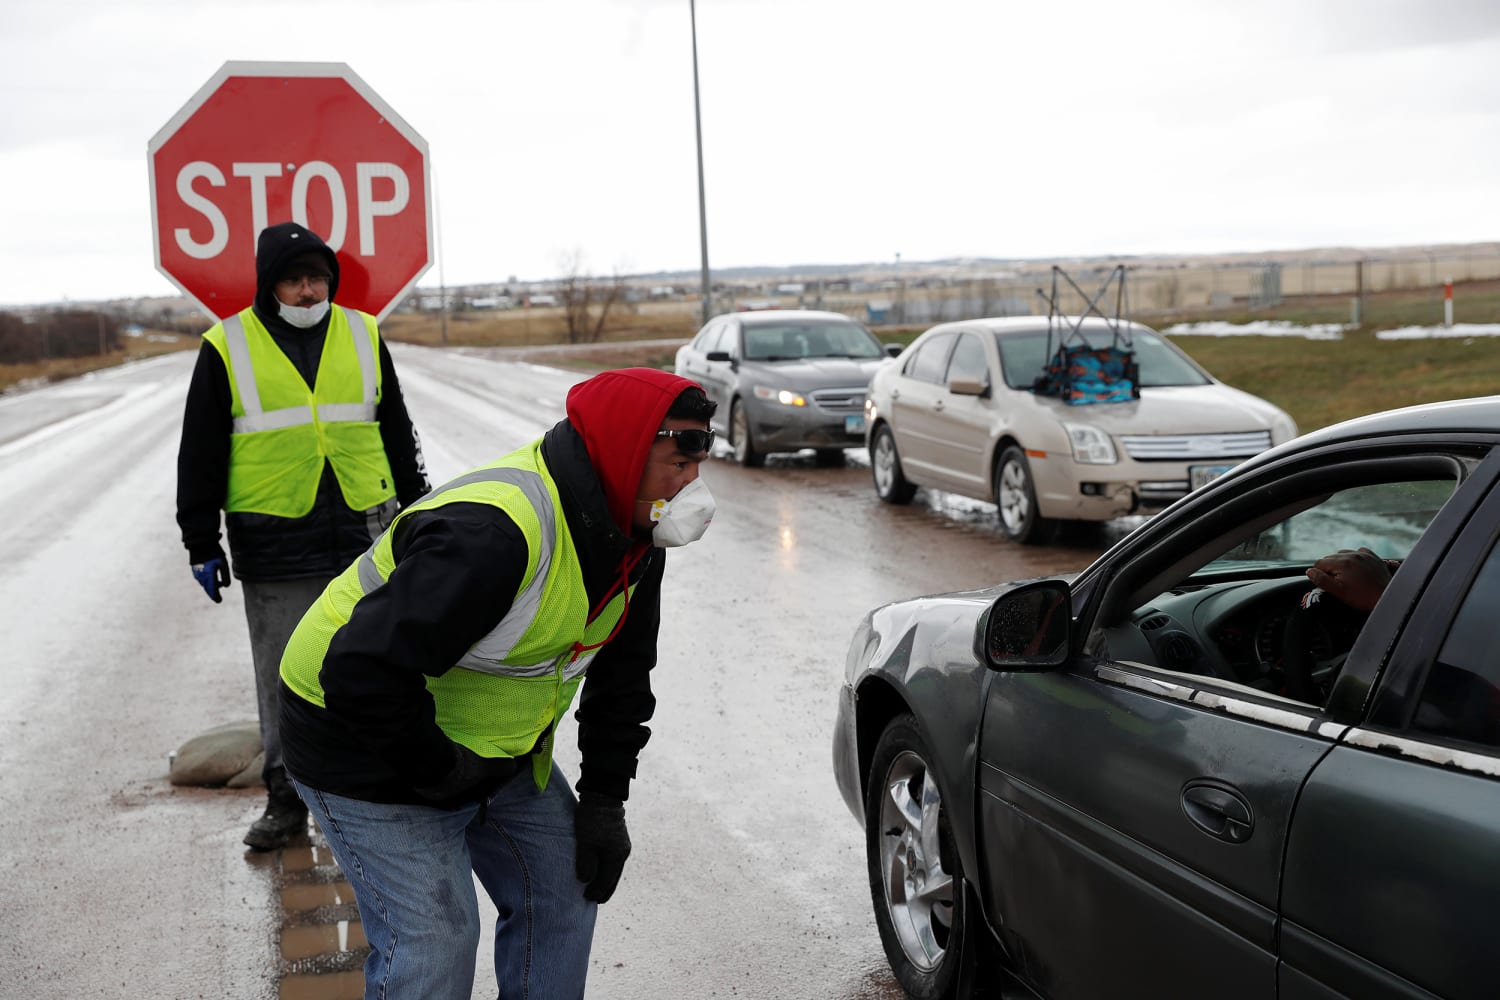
[4,0,1500,308]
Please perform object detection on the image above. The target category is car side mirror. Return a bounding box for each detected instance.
[884,343,904,357]
[976,580,1072,670]
[706,351,732,362]
[948,375,989,397]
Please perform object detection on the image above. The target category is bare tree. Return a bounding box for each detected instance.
[557,250,626,344]
[0,309,121,364]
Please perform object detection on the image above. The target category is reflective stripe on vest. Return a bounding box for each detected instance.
[351,464,602,680]
[209,305,395,516]
[221,305,378,434]
[278,444,633,790]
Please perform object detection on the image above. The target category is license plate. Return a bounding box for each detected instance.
[845,414,866,435]
[1190,463,1235,490]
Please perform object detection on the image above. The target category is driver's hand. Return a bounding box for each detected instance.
[1306,547,1391,613]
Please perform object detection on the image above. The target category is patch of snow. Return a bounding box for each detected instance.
[1377,323,1500,340]
[1163,321,1346,340]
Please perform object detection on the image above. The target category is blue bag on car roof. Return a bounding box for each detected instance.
[1034,343,1139,405]
[1031,264,1140,406]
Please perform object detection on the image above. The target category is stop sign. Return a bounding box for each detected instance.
[149,61,431,321]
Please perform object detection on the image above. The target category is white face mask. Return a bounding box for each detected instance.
[647,477,715,547]
[279,298,331,329]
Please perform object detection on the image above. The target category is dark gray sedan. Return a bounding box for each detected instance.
[833,395,1500,1000]
[674,309,899,466]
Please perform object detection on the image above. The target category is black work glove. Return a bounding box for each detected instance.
[413,742,519,808]
[574,793,631,904]
[190,549,232,603]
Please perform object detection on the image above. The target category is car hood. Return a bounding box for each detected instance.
[1029,383,1288,434]
[746,357,885,386]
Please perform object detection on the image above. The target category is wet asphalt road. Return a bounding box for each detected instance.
[0,345,1107,998]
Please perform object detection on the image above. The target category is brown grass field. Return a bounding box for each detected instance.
[5,278,1499,435]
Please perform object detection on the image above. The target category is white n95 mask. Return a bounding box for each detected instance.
[648,478,715,547]
[280,299,331,329]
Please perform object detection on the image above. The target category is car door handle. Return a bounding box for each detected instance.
[1181,780,1254,844]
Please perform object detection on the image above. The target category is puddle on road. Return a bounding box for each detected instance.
[272,822,369,999]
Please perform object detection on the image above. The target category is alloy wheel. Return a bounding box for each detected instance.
[877,749,955,972]
[997,457,1031,536]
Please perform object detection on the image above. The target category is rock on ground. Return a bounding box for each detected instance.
[169,720,265,787]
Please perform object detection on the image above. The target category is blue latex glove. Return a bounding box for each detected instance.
[191,557,232,603]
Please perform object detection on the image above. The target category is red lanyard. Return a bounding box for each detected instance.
[568,546,647,662]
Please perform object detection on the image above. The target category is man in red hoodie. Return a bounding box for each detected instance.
[277,368,716,999]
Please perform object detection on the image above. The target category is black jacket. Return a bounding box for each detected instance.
[175,223,429,580]
[279,419,662,805]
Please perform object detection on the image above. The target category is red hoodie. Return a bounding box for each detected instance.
[564,367,704,538]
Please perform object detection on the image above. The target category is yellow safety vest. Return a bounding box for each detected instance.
[280,441,636,790]
[203,305,395,518]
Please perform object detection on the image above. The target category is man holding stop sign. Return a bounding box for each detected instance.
[157,62,435,851]
[175,220,431,850]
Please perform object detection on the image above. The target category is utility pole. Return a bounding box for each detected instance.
[691,0,712,326]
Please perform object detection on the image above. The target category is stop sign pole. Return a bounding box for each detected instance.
[149,61,432,322]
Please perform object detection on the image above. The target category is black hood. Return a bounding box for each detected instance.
[253,222,341,322]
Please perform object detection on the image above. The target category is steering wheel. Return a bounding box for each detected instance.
[1280,590,1366,703]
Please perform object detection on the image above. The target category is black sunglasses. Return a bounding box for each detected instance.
[656,428,715,454]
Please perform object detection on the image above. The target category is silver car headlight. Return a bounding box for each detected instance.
[1063,422,1118,464]
[754,386,807,407]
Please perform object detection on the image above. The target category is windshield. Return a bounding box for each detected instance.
[996,329,1211,389]
[742,321,884,361]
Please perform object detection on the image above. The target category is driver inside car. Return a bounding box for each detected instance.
[1282,547,1402,702]
[1305,546,1399,612]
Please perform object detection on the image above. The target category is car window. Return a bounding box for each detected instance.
[691,321,722,352]
[741,320,882,361]
[903,332,956,384]
[1091,471,1462,707]
[946,332,989,385]
[814,321,883,358]
[995,330,1211,389]
[1204,480,1455,568]
[1410,538,1500,748]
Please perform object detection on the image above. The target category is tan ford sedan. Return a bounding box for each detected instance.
[865,316,1297,542]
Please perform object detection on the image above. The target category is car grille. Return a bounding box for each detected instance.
[1119,431,1272,461]
[810,387,867,413]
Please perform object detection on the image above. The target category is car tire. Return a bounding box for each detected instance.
[814,448,847,468]
[871,425,917,504]
[995,445,1056,545]
[865,714,977,1000]
[730,400,765,468]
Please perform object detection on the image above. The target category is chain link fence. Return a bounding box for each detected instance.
[706,244,1500,329]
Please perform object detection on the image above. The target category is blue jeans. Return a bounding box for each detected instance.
[292,765,597,1000]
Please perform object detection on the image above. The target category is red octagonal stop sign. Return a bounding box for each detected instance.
[149,61,431,321]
